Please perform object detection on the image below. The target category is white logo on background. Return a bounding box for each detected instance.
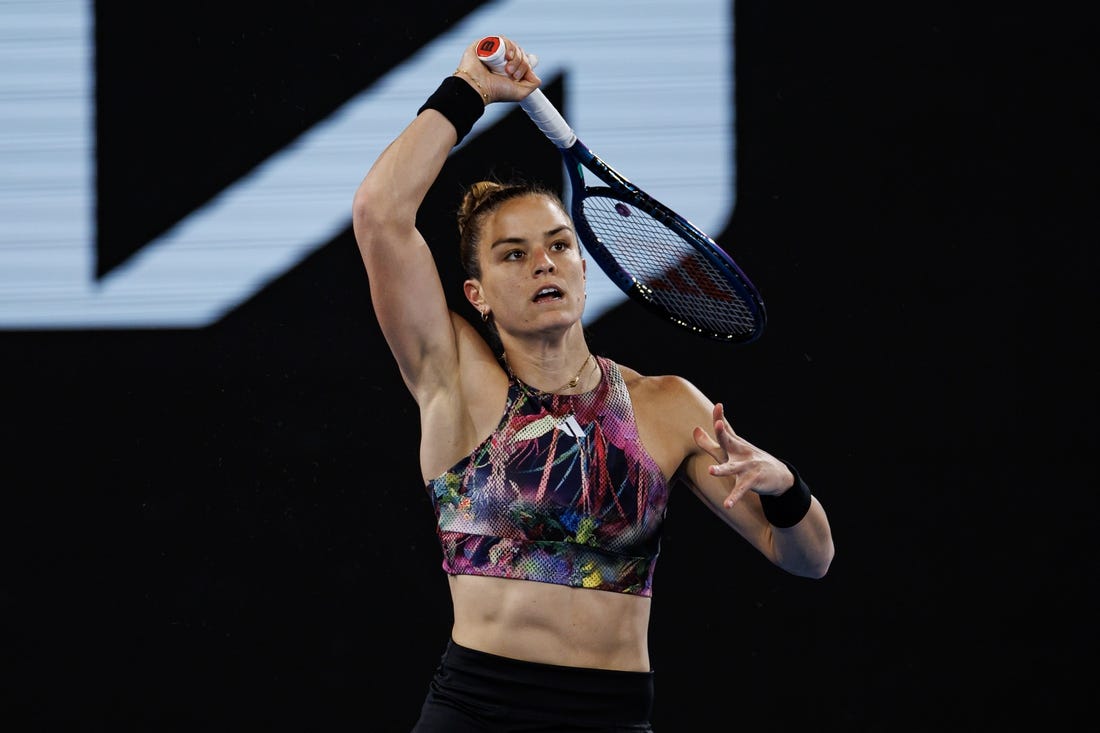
[0,0,734,329]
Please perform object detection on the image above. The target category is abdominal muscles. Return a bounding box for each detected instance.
[447,574,653,672]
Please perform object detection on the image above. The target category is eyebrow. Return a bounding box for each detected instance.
[489,225,574,249]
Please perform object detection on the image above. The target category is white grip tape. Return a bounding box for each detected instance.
[477,37,577,149]
[517,91,576,149]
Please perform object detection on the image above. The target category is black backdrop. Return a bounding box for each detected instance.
[5,2,1095,731]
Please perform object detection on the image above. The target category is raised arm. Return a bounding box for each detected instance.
[350,38,540,401]
[352,101,457,399]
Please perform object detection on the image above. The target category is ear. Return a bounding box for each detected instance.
[463,278,485,311]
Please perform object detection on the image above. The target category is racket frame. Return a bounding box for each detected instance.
[476,36,766,343]
[558,139,767,342]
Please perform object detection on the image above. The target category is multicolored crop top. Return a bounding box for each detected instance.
[425,356,670,597]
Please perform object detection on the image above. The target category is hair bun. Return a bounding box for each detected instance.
[458,181,506,235]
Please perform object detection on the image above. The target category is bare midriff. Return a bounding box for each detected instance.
[448,574,652,672]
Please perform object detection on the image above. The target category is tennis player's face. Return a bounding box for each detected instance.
[474,194,587,334]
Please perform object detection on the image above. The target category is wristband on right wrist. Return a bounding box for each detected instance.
[417,75,486,145]
[759,460,812,528]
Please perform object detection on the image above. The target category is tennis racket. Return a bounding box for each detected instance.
[476,36,766,344]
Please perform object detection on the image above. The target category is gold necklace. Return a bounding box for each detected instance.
[556,353,594,392]
[503,353,594,394]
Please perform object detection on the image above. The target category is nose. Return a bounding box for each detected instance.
[533,251,556,275]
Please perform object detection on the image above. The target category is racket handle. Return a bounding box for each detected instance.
[476,36,577,149]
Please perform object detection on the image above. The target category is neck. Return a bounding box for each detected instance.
[496,327,596,393]
[502,350,596,395]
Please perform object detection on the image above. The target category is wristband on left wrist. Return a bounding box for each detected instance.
[759,459,812,528]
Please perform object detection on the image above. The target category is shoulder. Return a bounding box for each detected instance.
[617,362,711,413]
[615,362,714,473]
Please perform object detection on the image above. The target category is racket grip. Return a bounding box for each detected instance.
[475,36,577,149]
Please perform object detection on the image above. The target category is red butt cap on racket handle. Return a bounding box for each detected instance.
[475,36,575,148]
[475,36,508,68]
[476,36,538,74]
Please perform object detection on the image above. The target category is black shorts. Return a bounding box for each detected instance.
[411,639,655,732]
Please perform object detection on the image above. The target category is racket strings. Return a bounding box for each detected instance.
[579,195,758,337]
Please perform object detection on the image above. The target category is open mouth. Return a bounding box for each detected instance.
[532,286,563,303]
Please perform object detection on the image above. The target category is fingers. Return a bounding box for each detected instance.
[462,37,541,104]
[712,402,728,440]
[503,39,540,82]
[713,403,745,453]
[694,426,738,487]
[695,403,736,470]
[699,402,763,509]
[713,401,737,435]
[693,426,723,461]
[723,484,751,510]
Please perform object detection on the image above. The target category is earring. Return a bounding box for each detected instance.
[481,309,490,323]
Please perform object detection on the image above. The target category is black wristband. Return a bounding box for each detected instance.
[759,460,812,528]
[417,76,485,145]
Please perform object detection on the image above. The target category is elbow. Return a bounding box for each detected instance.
[352,182,406,255]
[803,541,835,580]
[352,182,382,237]
[778,536,834,580]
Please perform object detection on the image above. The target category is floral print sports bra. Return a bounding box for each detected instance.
[425,356,669,596]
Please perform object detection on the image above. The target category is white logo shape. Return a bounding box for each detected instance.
[0,0,733,329]
[557,414,586,438]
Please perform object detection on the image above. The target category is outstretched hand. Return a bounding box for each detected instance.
[692,403,794,509]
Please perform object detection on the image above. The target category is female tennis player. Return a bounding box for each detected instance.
[352,35,834,732]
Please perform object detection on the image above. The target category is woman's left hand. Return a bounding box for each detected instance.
[692,403,795,509]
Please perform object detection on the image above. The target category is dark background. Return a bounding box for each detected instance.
[5,2,1095,730]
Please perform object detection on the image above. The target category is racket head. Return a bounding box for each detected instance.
[560,142,767,343]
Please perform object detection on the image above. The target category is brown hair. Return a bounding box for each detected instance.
[456,180,567,279]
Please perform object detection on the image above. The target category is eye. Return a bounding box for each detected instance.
[550,240,570,251]
[503,249,525,261]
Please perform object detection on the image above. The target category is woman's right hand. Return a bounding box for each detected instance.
[454,36,541,105]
